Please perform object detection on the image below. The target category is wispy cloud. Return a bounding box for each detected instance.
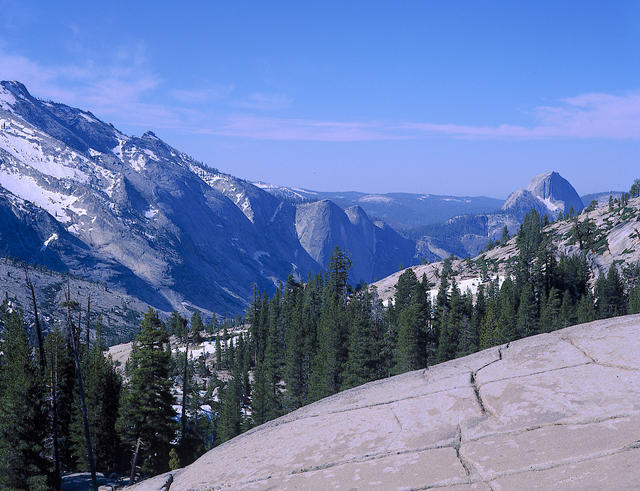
[1,43,638,142]
[233,93,292,111]
[170,85,234,104]
[199,115,404,141]
[200,91,640,141]
[399,92,640,140]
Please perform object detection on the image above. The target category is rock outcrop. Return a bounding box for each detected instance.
[133,314,640,490]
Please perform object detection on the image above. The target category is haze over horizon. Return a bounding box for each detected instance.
[0,0,638,197]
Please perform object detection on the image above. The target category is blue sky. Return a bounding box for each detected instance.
[0,1,638,197]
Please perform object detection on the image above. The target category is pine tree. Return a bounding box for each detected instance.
[498,277,518,342]
[45,327,77,476]
[393,268,420,312]
[168,310,186,340]
[479,299,500,349]
[117,309,176,482]
[216,362,244,444]
[0,309,50,489]
[471,285,486,349]
[539,288,561,332]
[456,291,477,357]
[595,267,627,319]
[576,293,597,324]
[514,284,533,339]
[432,273,450,358]
[298,273,323,401]
[307,291,344,402]
[191,310,204,344]
[215,334,222,370]
[501,226,510,245]
[250,361,269,426]
[70,340,122,473]
[436,279,463,363]
[516,209,543,284]
[206,313,218,334]
[558,290,574,328]
[250,318,283,422]
[342,288,383,389]
[168,448,181,470]
[283,276,306,410]
[327,247,351,295]
[391,269,429,372]
[629,285,640,314]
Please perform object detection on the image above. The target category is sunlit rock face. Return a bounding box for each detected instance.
[503,171,584,219]
[133,314,640,490]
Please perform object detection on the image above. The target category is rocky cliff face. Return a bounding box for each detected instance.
[295,200,415,283]
[1,80,318,314]
[132,314,640,490]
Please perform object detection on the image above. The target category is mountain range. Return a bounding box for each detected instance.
[0,80,602,323]
[253,181,503,231]
[0,81,418,318]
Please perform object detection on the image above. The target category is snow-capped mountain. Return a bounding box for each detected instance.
[0,81,417,315]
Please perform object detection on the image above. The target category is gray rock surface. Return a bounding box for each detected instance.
[295,200,415,283]
[0,257,152,343]
[132,314,640,490]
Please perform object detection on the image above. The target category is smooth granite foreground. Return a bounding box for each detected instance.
[131,314,640,490]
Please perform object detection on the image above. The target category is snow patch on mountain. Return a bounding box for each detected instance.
[0,120,90,183]
[41,232,59,251]
[359,195,393,203]
[0,168,76,222]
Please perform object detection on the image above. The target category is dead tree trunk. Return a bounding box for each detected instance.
[86,295,91,350]
[130,436,142,484]
[50,339,61,490]
[65,283,98,491]
[181,325,189,449]
[77,309,82,353]
[24,266,45,375]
